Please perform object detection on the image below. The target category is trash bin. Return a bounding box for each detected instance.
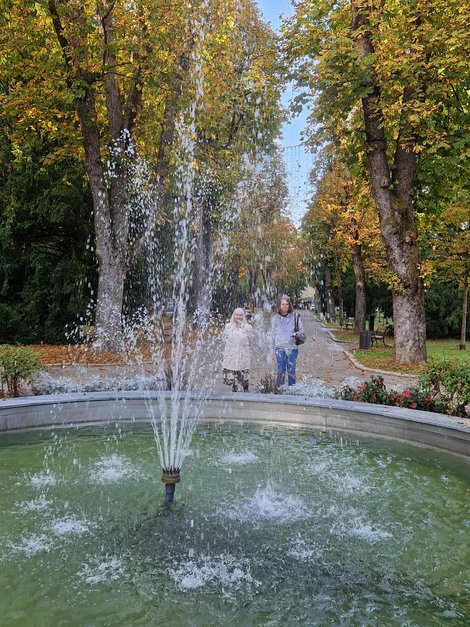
[367,314,375,331]
[359,330,370,349]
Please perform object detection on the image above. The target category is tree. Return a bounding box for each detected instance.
[427,203,470,348]
[186,0,283,315]
[301,161,351,321]
[283,0,470,362]
[1,0,283,348]
[301,156,383,329]
[0,135,94,343]
[1,0,195,347]
[229,150,306,307]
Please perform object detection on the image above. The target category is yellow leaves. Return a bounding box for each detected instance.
[25,107,39,119]
[418,259,435,284]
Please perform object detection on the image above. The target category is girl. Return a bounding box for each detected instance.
[222,307,253,392]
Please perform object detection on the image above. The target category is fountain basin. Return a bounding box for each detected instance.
[1,391,469,457]
[1,393,469,625]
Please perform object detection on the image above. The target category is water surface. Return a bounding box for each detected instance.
[1,424,469,625]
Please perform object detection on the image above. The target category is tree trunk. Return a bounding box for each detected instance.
[336,265,344,323]
[76,93,129,350]
[95,259,126,348]
[189,194,214,317]
[352,0,426,363]
[249,267,259,306]
[460,278,468,350]
[351,241,366,332]
[324,267,336,321]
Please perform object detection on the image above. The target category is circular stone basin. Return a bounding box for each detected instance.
[1,413,469,624]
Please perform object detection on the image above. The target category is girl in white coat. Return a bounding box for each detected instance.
[222,307,253,392]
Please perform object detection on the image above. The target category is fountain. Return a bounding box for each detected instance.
[161,467,181,503]
[0,397,469,624]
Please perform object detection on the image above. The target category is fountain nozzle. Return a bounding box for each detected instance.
[161,467,181,503]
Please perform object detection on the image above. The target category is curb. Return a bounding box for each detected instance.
[343,349,419,381]
[322,325,419,381]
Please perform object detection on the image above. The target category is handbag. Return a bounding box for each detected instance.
[294,314,305,345]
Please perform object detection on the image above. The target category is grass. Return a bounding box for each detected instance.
[329,325,469,375]
[355,340,469,375]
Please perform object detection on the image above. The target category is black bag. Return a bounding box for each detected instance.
[294,314,305,345]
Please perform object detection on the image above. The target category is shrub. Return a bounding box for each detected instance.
[389,388,449,413]
[336,375,392,405]
[0,345,43,397]
[419,358,470,416]
[335,372,465,416]
[425,282,466,338]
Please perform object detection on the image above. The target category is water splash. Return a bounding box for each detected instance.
[169,552,258,591]
[329,508,392,543]
[16,495,52,513]
[51,517,92,537]
[78,556,124,585]
[287,537,323,561]
[92,454,138,484]
[219,449,258,466]
[27,471,57,488]
[282,375,334,397]
[10,534,53,556]
[223,483,309,525]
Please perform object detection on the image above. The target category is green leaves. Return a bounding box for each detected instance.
[0,345,42,397]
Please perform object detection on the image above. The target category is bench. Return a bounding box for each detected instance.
[338,316,354,328]
[370,326,387,347]
[345,317,355,329]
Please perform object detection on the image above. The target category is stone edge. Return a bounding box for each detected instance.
[1,391,468,458]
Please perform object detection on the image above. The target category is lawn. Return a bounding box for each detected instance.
[332,328,469,375]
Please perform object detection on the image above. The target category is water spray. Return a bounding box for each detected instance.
[161,467,181,503]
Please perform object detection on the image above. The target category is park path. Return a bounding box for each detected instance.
[245,311,418,393]
[45,310,418,394]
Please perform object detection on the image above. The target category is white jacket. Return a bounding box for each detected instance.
[222,321,253,371]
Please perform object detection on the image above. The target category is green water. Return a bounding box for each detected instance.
[0,424,469,626]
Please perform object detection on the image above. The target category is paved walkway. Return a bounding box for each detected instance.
[243,311,418,393]
[45,311,418,394]
[289,312,418,391]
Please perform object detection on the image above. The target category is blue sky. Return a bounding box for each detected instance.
[255,0,313,225]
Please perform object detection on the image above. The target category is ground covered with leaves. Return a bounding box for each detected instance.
[30,344,157,366]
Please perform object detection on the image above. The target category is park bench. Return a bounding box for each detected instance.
[370,326,387,347]
[338,316,354,328]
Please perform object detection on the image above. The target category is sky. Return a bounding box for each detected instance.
[255,0,314,225]
[255,0,305,146]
